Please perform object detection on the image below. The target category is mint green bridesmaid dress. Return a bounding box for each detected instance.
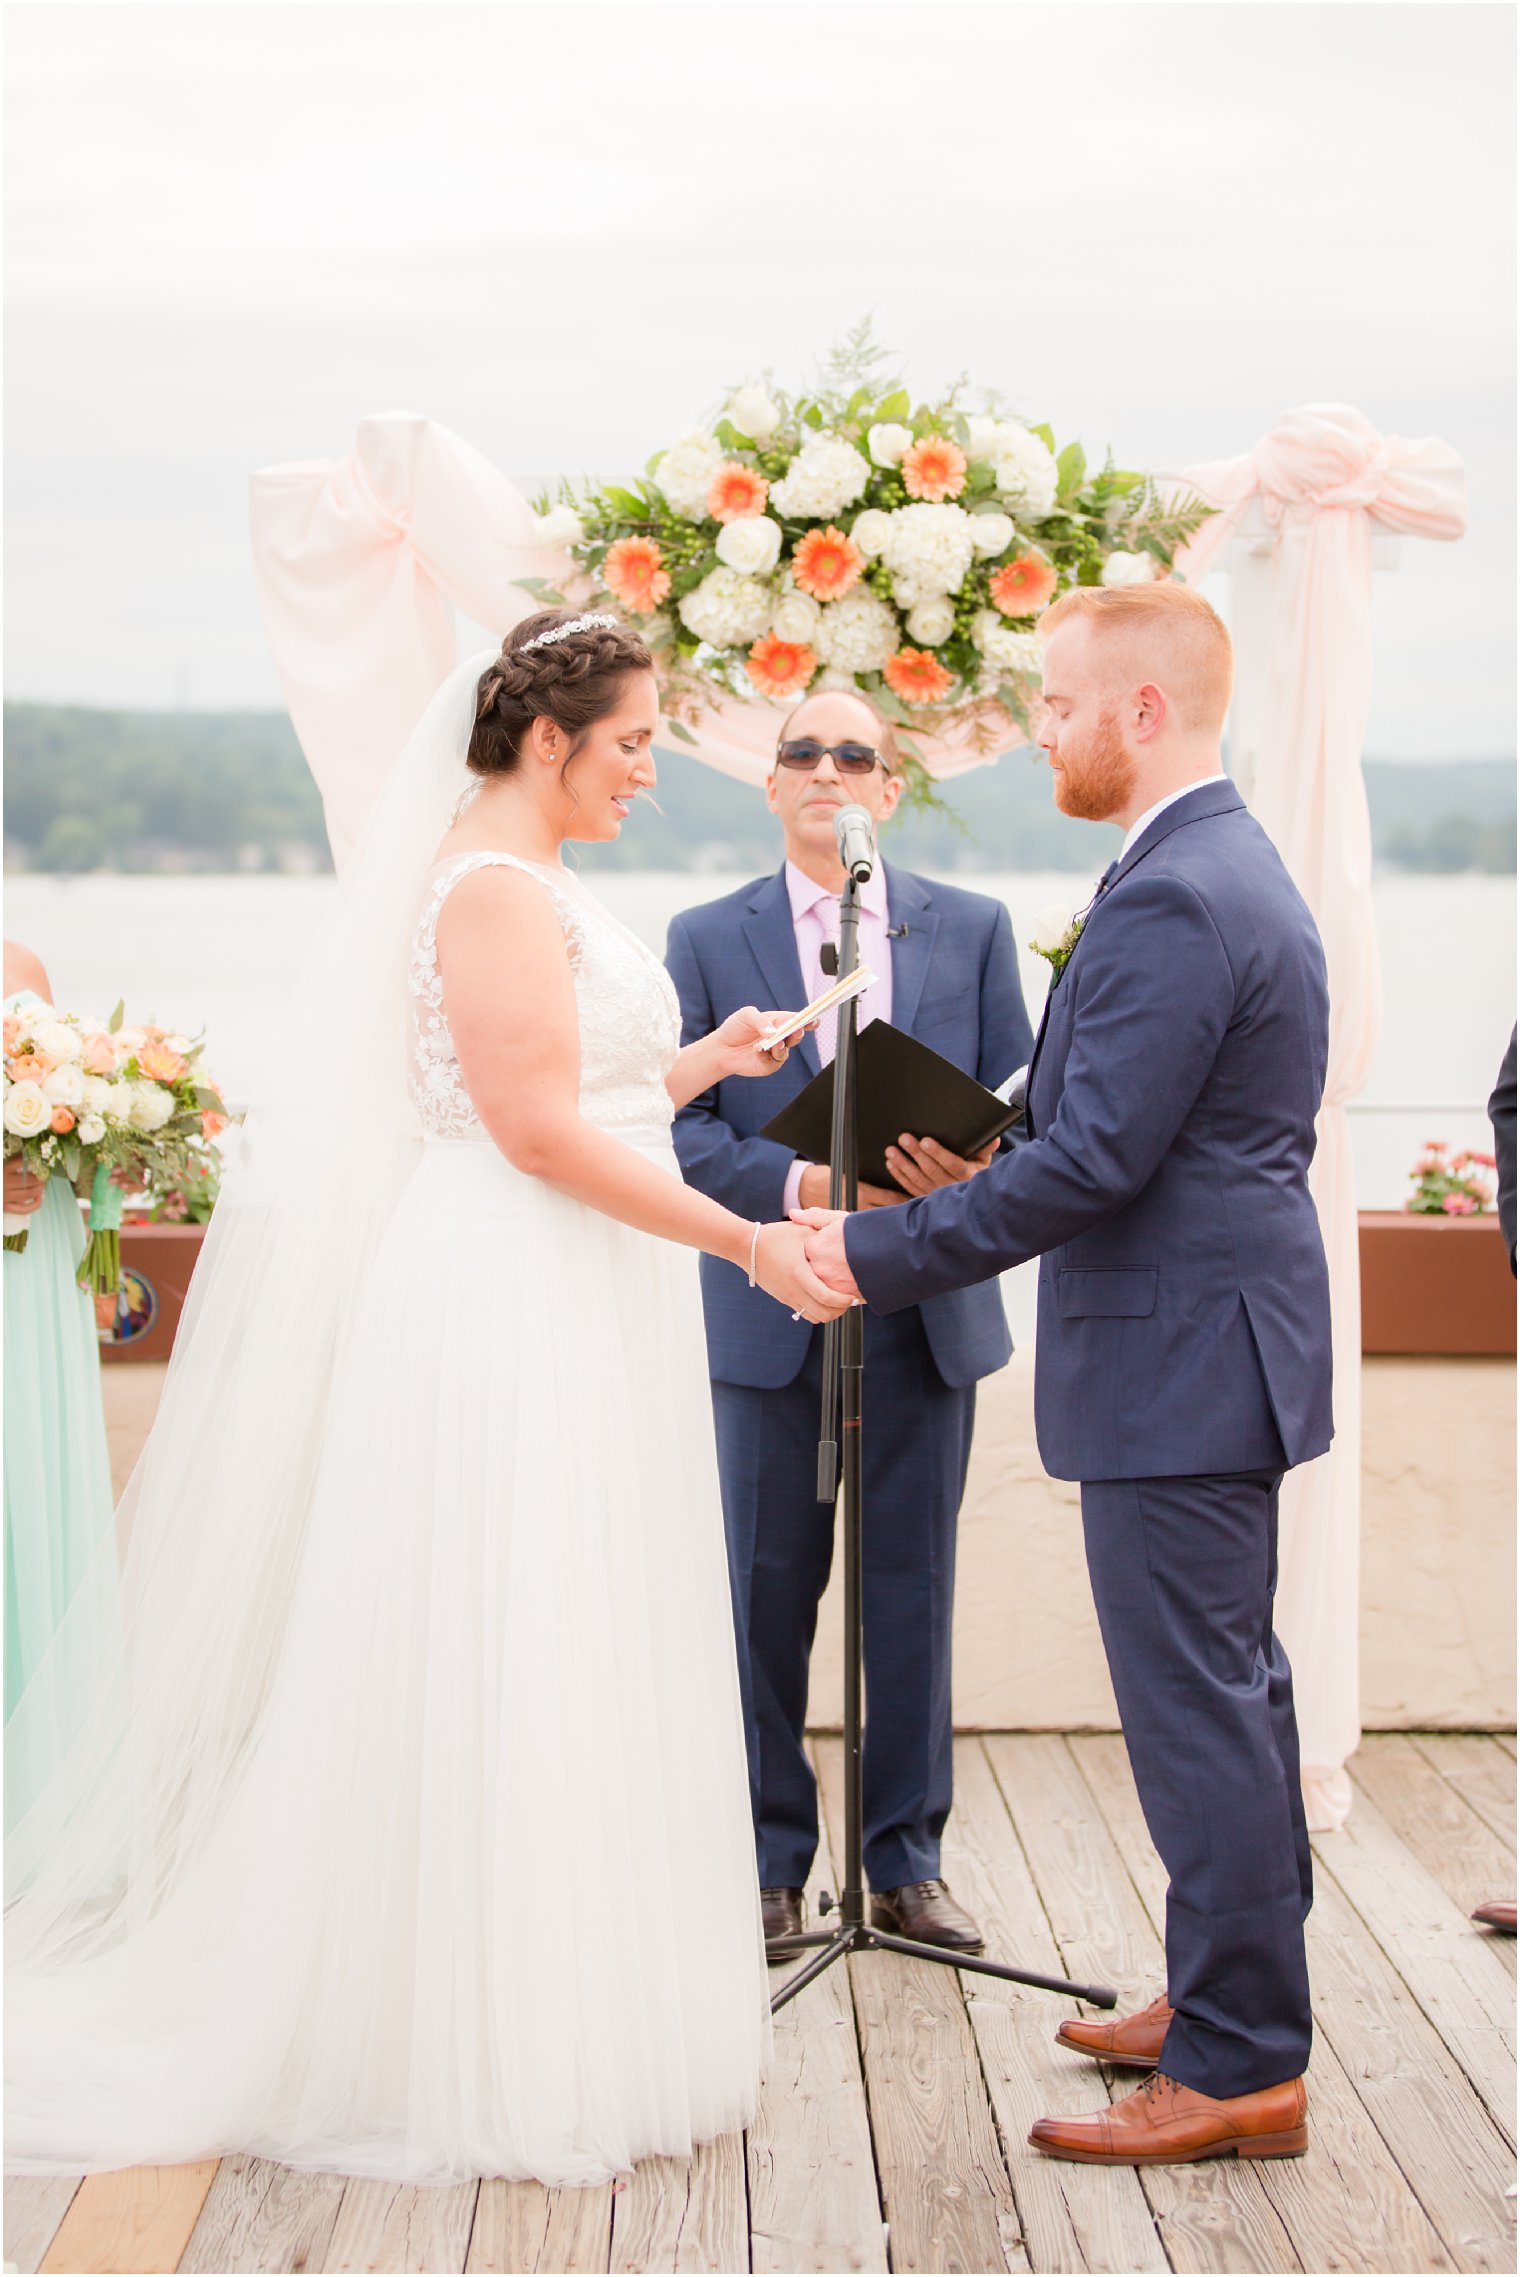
[4,988,118,1814]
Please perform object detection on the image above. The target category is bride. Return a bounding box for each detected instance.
[5,609,848,2186]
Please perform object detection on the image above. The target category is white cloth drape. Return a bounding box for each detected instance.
[250,414,1021,870]
[1179,404,1467,1829]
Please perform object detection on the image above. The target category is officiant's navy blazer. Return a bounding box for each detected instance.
[844,781,1334,1480]
[667,862,1033,1390]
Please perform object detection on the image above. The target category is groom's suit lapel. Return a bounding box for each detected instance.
[742,869,820,1078]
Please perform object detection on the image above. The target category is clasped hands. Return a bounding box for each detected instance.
[751,1134,996,1323]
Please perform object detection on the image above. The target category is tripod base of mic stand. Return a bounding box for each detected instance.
[770,1923,1117,2015]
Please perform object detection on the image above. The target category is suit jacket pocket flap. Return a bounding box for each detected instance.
[1057,1268,1158,1319]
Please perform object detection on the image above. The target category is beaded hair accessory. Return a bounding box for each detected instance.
[518,612,619,655]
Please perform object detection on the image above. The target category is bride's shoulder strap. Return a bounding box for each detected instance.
[416,851,588,973]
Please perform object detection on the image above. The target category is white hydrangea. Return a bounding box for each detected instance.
[906,596,956,647]
[726,384,781,443]
[677,566,774,648]
[867,422,913,467]
[992,424,1060,518]
[714,515,782,576]
[768,432,870,521]
[973,613,1044,676]
[1101,550,1156,587]
[815,666,859,691]
[128,1082,175,1134]
[772,590,822,643]
[970,511,1016,558]
[653,429,726,520]
[879,502,976,606]
[963,414,1002,462]
[533,505,584,549]
[811,590,900,675]
[850,508,893,558]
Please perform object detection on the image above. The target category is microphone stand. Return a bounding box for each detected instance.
[769,866,1116,2019]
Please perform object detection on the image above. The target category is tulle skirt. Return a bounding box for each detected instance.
[6,1132,770,2184]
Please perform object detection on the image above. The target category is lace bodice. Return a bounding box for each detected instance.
[407,852,682,1142]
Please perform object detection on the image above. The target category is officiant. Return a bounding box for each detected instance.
[666,691,1033,1958]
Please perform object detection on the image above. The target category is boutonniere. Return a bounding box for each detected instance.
[1029,901,1087,980]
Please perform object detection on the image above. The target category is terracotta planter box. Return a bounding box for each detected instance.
[1359,1211,1516,1357]
[98,1222,208,1365]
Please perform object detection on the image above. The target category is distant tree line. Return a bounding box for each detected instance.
[2,702,1514,878]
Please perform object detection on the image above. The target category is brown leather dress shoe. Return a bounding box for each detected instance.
[1471,1900,1517,1934]
[1056,1991,1173,2069]
[870,1878,985,1953]
[1029,2071,1308,2165]
[761,1887,806,1957]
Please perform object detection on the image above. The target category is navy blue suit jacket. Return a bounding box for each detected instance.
[667,862,1033,1391]
[844,782,1334,1480]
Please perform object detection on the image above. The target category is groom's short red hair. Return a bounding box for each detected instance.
[1042,580,1234,733]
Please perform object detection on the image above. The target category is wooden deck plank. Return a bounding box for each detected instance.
[1071,1734,1472,2275]
[1311,1786,1516,2141]
[942,1736,1169,2274]
[40,2160,220,2276]
[607,2135,747,2275]
[815,1737,1027,2274]
[1351,1739,1516,1963]
[467,2179,613,2273]
[1408,1735,1517,1853]
[319,2179,477,2274]
[3,2179,82,2276]
[986,1735,1302,2276]
[748,1787,886,2275]
[180,2155,350,2273]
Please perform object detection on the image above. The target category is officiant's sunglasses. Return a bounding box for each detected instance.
[775,738,888,776]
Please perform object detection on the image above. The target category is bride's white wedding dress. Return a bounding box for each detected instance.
[6,828,770,2183]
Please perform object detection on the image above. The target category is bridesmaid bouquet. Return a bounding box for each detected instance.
[3,1001,228,1293]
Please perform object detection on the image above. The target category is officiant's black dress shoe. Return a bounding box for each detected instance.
[870,1878,985,1952]
[761,1887,807,1958]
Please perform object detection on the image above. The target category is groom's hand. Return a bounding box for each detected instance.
[789,1207,863,1304]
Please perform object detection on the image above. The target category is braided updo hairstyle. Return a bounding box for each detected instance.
[468,610,654,780]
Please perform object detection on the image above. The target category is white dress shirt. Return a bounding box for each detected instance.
[1119,774,1226,861]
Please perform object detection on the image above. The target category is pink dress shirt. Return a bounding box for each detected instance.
[780,859,894,1215]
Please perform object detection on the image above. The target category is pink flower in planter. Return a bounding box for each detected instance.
[1442,1193,1478,1215]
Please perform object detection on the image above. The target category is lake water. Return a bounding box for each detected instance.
[8,866,1514,1324]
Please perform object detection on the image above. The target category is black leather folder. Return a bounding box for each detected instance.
[761,1020,1024,1194]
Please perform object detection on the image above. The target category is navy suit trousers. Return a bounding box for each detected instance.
[711,1308,976,1892]
[1080,1468,1314,2099]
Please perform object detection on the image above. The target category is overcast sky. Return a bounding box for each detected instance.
[5,0,1515,756]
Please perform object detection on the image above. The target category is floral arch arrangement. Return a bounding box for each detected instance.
[529,330,1209,798]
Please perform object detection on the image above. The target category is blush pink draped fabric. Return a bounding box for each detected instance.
[249,414,1022,870]
[1179,404,1467,1831]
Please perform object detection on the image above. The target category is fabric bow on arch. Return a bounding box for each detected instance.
[1177,403,1467,1831]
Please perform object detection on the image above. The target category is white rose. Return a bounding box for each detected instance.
[714,514,783,576]
[80,1074,115,1114]
[533,505,584,549]
[992,424,1060,519]
[971,512,1016,558]
[77,1113,107,1146]
[42,1063,85,1108]
[4,1081,51,1138]
[974,618,1044,676]
[906,596,956,647]
[768,433,870,521]
[727,384,780,443]
[128,1082,175,1134]
[811,590,900,675]
[1101,550,1156,587]
[963,414,1001,462]
[653,429,726,520]
[867,422,913,467]
[850,509,893,558]
[771,590,822,643]
[32,1020,81,1064]
[1031,903,1076,956]
[677,565,774,648]
[815,667,859,691]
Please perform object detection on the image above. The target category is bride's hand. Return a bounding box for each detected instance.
[753,1222,855,1323]
[710,1005,813,1080]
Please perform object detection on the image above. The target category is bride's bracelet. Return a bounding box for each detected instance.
[747,1222,762,1288]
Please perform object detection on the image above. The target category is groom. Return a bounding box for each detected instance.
[800,582,1331,2168]
[667,689,1032,1959]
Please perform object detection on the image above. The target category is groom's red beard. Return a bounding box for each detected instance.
[1051,705,1138,822]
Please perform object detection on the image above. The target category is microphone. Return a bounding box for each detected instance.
[886,922,910,940]
[833,803,877,883]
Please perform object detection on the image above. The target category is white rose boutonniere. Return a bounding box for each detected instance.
[1029,900,1086,979]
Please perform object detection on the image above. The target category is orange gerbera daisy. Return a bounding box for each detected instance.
[990,554,1058,617]
[791,525,864,602]
[901,435,968,502]
[603,535,671,614]
[883,647,954,705]
[746,634,818,699]
[707,462,770,522]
